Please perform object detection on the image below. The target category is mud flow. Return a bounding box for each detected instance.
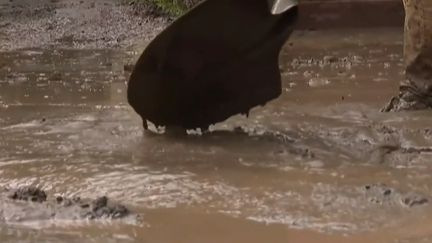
[1,29,432,243]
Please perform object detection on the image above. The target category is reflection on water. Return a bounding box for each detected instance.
[1,29,432,243]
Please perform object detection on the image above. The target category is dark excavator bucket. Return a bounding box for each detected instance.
[128,0,298,130]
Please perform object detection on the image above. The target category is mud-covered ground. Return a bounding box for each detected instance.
[1,1,432,243]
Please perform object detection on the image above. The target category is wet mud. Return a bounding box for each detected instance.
[1,21,432,243]
[8,186,47,203]
[2,186,133,223]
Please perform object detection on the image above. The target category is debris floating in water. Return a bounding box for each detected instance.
[5,186,132,220]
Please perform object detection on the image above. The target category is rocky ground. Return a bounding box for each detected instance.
[0,0,170,51]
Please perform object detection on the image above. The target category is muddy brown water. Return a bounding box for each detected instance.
[1,29,432,243]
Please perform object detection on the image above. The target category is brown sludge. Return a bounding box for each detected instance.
[1,0,432,243]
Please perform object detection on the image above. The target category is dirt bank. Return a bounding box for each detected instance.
[0,0,168,51]
[0,0,405,51]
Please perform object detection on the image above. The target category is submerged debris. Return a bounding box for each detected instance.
[8,186,47,203]
[4,186,131,221]
[82,196,130,219]
[364,184,429,208]
[402,194,429,207]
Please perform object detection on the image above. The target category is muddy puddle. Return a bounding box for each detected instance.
[1,29,432,243]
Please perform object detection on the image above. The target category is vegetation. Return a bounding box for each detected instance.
[134,0,201,16]
[147,0,187,16]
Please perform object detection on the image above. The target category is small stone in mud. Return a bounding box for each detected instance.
[123,64,135,72]
[8,186,47,203]
[82,196,129,219]
[50,72,62,81]
[323,55,338,64]
[383,189,392,196]
[59,196,81,207]
[56,196,63,203]
[369,198,382,204]
[111,205,129,219]
[80,203,90,208]
[364,183,395,204]
[93,196,108,209]
[364,184,429,208]
[402,195,428,207]
[364,184,392,195]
